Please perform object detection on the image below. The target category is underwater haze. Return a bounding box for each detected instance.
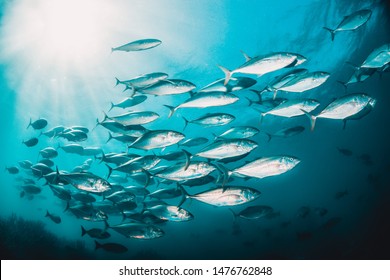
[1,0,390,260]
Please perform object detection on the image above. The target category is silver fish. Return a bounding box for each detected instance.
[146,205,193,222]
[218,52,302,85]
[165,92,239,117]
[137,79,196,96]
[106,132,138,144]
[262,99,320,119]
[61,172,111,193]
[180,186,261,207]
[196,139,258,160]
[39,147,58,159]
[303,93,376,130]
[109,96,148,111]
[323,9,372,41]
[106,221,164,239]
[361,44,390,69]
[115,72,168,89]
[229,156,300,179]
[104,111,159,126]
[67,203,108,221]
[216,126,259,139]
[277,71,330,93]
[112,38,162,52]
[129,130,185,150]
[183,113,235,129]
[156,161,216,182]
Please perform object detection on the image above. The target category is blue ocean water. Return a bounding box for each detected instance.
[0,0,390,259]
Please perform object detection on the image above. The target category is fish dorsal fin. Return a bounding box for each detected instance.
[240,50,252,62]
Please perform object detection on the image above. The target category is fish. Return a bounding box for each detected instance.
[337,147,353,156]
[115,72,168,90]
[59,144,84,155]
[216,126,259,140]
[321,217,342,230]
[165,92,239,117]
[39,159,55,167]
[314,207,328,217]
[105,190,136,204]
[230,205,274,220]
[31,163,53,176]
[82,147,103,156]
[39,147,58,159]
[183,113,235,129]
[261,99,320,120]
[105,221,164,239]
[67,203,108,221]
[334,189,348,200]
[137,79,196,96]
[265,126,305,142]
[195,139,258,160]
[112,38,162,52]
[199,76,257,93]
[180,137,209,147]
[45,210,61,224]
[23,137,39,147]
[181,175,215,187]
[21,184,41,194]
[64,126,90,134]
[128,130,185,150]
[227,156,300,180]
[361,44,390,68]
[103,111,159,126]
[60,172,112,193]
[302,93,376,131]
[96,118,148,136]
[218,52,302,85]
[57,130,88,142]
[146,205,193,222]
[179,186,261,207]
[156,161,216,182]
[106,155,161,178]
[81,226,111,239]
[323,9,372,41]
[97,152,138,166]
[342,98,376,129]
[72,192,96,203]
[18,160,33,169]
[148,187,182,199]
[109,96,147,111]
[5,166,19,174]
[49,185,72,201]
[276,71,330,94]
[27,118,48,130]
[339,64,376,88]
[40,126,65,138]
[95,240,128,253]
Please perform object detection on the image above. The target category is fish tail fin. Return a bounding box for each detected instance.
[181,149,192,171]
[102,111,109,122]
[114,77,121,87]
[81,226,87,237]
[301,109,317,131]
[38,131,43,137]
[106,132,113,143]
[244,97,254,107]
[240,50,252,62]
[105,164,113,179]
[217,65,232,86]
[164,105,177,118]
[64,202,70,212]
[323,27,335,41]
[211,133,218,141]
[265,132,272,142]
[108,102,115,112]
[249,89,263,103]
[95,240,102,250]
[342,120,347,130]
[27,118,32,129]
[345,61,358,70]
[93,118,101,131]
[99,152,107,164]
[45,210,50,217]
[337,80,347,93]
[178,185,190,207]
[141,168,153,188]
[213,162,231,188]
[259,113,265,126]
[182,116,189,130]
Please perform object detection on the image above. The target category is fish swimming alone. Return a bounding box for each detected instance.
[27,118,48,130]
[323,9,372,41]
[112,38,162,52]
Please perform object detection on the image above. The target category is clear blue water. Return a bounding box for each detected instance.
[0,0,389,259]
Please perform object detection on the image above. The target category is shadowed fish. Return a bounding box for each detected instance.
[72,192,96,203]
[18,160,33,169]
[27,118,48,130]
[297,206,311,218]
[320,217,342,230]
[23,137,39,147]
[112,38,161,52]
[81,226,111,239]
[230,205,274,220]
[95,240,128,253]
[105,221,164,239]
[181,175,215,187]
[337,147,353,156]
[266,126,305,142]
[109,96,147,111]
[199,76,256,93]
[49,185,71,201]
[45,210,61,224]
[40,126,65,137]
[361,43,390,68]
[334,189,348,200]
[146,204,193,222]
[5,166,19,174]
[39,147,58,159]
